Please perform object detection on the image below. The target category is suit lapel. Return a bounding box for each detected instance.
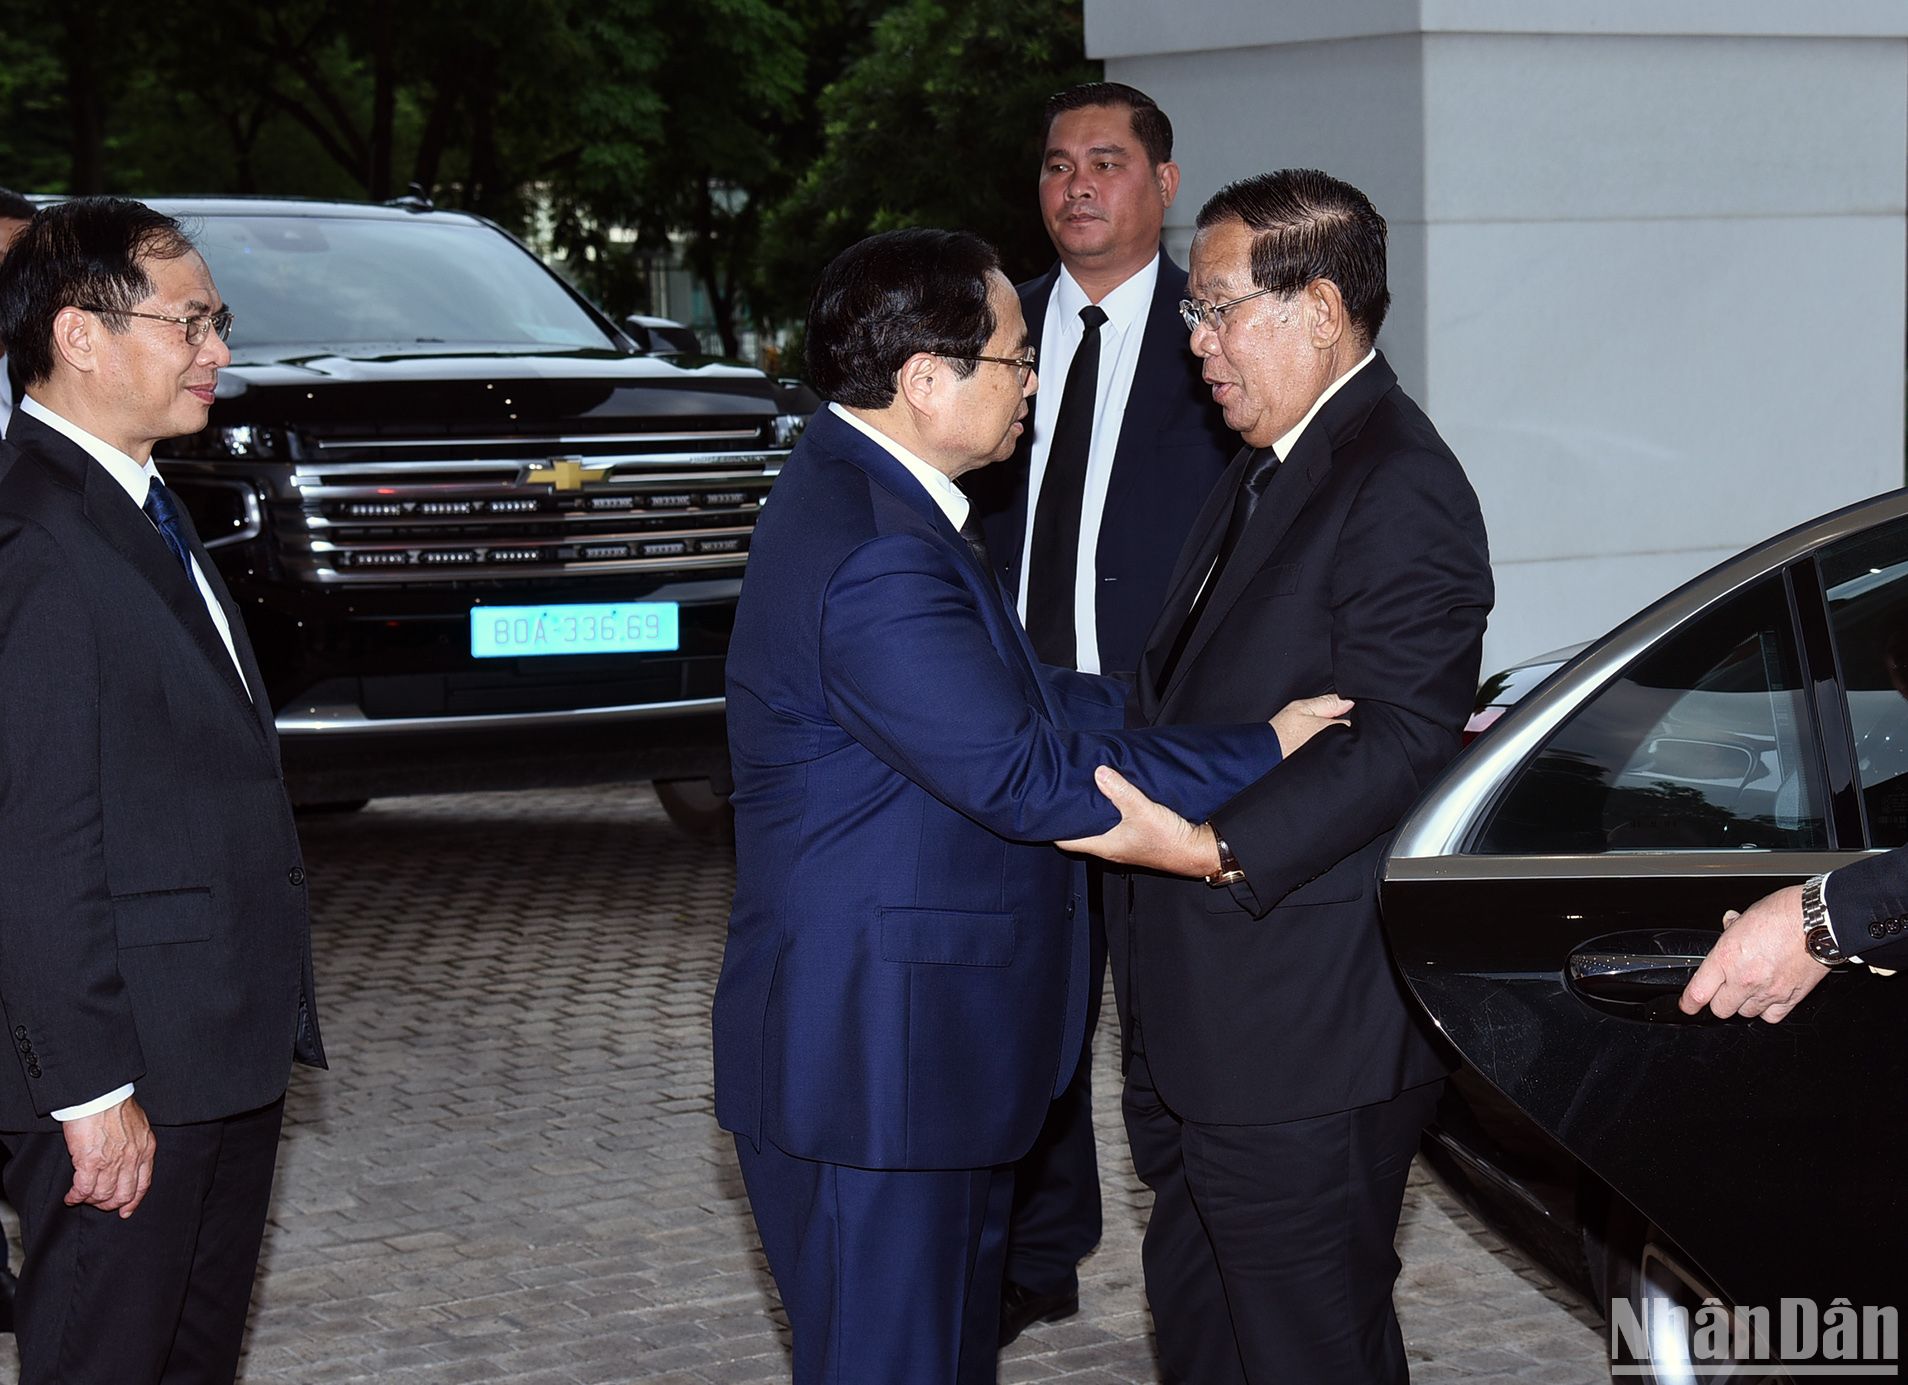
[182,518,276,745]
[84,463,259,723]
[823,408,1056,718]
[1134,444,1248,718]
[11,414,261,724]
[1155,437,1331,710]
[1148,353,1401,714]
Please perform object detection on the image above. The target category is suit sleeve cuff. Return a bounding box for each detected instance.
[51,1083,135,1122]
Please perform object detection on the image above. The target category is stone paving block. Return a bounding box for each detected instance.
[0,786,1613,1382]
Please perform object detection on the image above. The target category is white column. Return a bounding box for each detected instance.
[1090,1,1908,672]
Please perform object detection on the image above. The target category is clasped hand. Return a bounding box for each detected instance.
[1056,694,1352,875]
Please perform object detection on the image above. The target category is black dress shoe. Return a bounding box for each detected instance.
[999,1278,1079,1347]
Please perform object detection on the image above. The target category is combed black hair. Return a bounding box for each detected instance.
[1196,169,1390,344]
[0,196,196,385]
[1042,82,1173,168]
[806,228,1001,409]
[0,187,32,222]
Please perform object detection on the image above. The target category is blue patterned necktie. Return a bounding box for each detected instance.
[142,478,195,578]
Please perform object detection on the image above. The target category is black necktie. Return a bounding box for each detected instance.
[1024,304,1108,667]
[1153,448,1281,697]
[143,478,196,578]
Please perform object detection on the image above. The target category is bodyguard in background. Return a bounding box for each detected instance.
[0,197,325,1384]
[965,81,1235,1345]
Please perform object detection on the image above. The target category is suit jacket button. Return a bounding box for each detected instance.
[10,1027,23,1042]
[288,866,306,887]
[1066,900,1077,918]
[1873,922,1890,940]
[25,1064,40,1079]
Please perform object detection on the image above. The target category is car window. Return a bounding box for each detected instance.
[1475,576,1826,854]
[1816,515,1908,847]
[193,216,615,354]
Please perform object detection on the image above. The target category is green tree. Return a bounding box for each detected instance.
[759,0,1099,334]
[0,0,1097,365]
[545,0,806,359]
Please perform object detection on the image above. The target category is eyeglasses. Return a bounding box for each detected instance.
[77,305,235,347]
[942,347,1038,387]
[1178,287,1284,334]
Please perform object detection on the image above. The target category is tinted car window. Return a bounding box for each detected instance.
[194,216,614,354]
[1476,576,1826,853]
[1817,515,1908,847]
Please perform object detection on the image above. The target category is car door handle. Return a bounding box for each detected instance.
[1568,950,1707,1000]
[1565,928,1727,1022]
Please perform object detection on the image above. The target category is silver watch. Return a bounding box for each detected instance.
[1801,874,1846,967]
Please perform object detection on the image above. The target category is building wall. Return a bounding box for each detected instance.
[1092,1,1908,672]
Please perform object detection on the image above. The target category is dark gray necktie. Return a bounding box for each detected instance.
[1024,304,1108,667]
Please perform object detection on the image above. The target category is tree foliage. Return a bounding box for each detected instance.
[759,0,1099,328]
[0,0,1094,362]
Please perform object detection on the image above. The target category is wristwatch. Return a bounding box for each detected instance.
[1801,874,1847,967]
[1203,826,1246,888]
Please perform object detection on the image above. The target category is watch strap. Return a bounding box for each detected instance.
[1203,827,1245,889]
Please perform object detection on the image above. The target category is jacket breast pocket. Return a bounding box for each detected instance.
[113,888,213,948]
[879,908,1017,967]
[1236,562,1303,603]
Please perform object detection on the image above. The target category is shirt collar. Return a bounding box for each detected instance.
[1053,252,1159,337]
[18,394,158,505]
[1271,348,1378,462]
[829,402,970,531]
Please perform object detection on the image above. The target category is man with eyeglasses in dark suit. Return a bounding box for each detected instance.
[0,196,324,1385]
[1080,170,1494,1384]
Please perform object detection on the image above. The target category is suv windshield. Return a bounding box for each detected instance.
[193,214,616,356]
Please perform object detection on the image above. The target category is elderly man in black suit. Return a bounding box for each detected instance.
[0,196,325,1385]
[965,81,1236,1345]
[1069,169,1494,1383]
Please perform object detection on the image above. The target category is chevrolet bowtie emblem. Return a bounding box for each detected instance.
[523,459,611,492]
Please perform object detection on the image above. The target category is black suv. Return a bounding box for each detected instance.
[147,198,801,820]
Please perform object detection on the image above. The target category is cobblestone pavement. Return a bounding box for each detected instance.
[0,786,1608,1383]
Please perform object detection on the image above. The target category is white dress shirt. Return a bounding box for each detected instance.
[1014,255,1161,675]
[17,397,253,1122]
[0,354,14,438]
[830,402,971,531]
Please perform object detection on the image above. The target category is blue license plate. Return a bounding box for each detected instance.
[470,602,680,658]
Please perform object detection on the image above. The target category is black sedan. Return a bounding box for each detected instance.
[1381,488,1906,1380]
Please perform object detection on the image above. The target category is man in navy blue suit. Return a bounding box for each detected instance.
[712,228,1349,1385]
[965,82,1238,1344]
